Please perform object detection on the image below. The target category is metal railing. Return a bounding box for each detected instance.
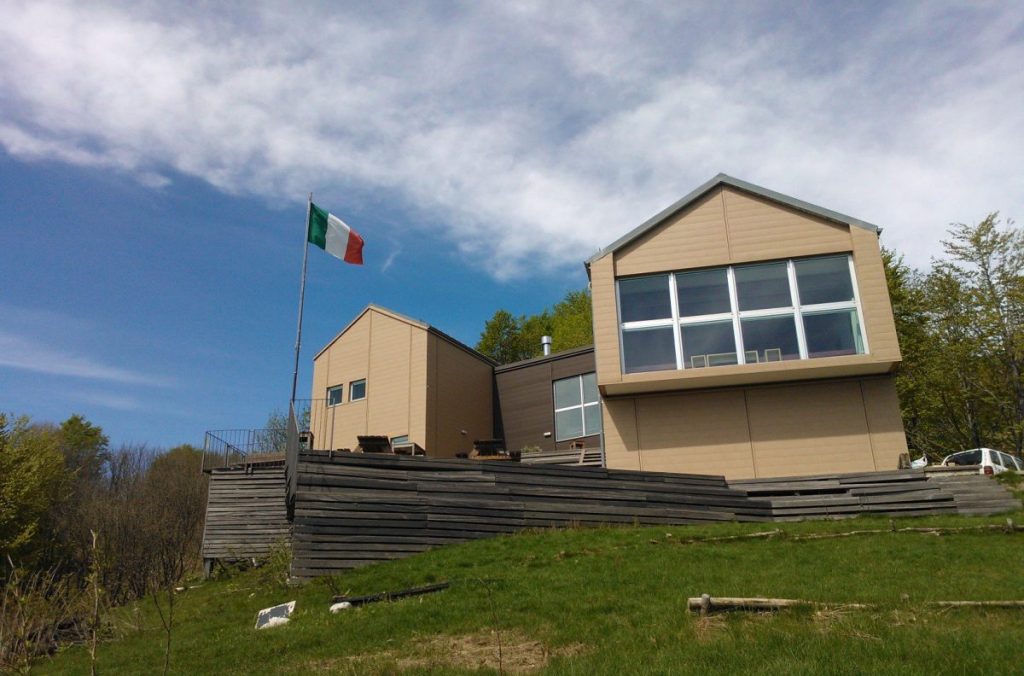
[201,427,287,472]
[201,399,337,472]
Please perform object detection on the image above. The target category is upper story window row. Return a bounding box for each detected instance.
[617,254,867,374]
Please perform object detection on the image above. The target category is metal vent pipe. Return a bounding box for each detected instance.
[541,335,552,356]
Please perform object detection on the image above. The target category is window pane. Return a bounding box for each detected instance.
[583,403,602,435]
[350,379,366,400]
[741,315,800,362]
[676,268,730,317]
[619,275,671,322]
[682,321,737,369]
[735,262,791,311]
[795,256,854,305]
[622,327,676,373]
[555,408,584,440]
[554,377,582,409]
[804,309,863,358]
[581,372,599,404]
[327,386,343,406]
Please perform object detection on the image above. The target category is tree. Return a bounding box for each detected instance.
[550,290,593,351]
[477,310,528,363]
[58,415,110,483]
[938,213,1024,454]
[885,214,1024,458]
[476,289,594,364]
[0,414,71,567]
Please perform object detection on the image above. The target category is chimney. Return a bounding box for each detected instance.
[541,335,552,356]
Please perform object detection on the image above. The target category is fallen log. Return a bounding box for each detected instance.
[678,519,1021,546]
[927,601,1024,608]
[687,594,871,614]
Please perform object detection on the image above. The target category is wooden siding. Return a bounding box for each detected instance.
[495,349,597,453]
[590,255,621,387]
[287,453,1019,578]
[201,465,290,562]
[289,452,770,578]
[603,376,908,479]
[723,187,852,262]
[311,308,431,452]
[428,334,494,457]
[615,189,730,275]
[851,226,901,361]
[602,398,641,470]
[746,381,876,477]
[861,377,908,471]
[635,390,756,477]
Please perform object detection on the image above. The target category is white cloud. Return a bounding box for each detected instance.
[0,330,173,387]
[0,1,1022,276]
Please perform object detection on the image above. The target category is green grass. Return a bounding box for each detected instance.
[39,511,1024,675]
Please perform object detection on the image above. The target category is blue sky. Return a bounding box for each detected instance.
[1,1,1022,448]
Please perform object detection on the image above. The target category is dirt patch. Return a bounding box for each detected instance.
[307,630,587,674]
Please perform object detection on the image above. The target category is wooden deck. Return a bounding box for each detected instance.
[201,464,291,569]
[200,453,1021,579]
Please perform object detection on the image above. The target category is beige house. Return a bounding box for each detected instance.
[310,305,494,457]
[310,174,908,480]
[587,174,908,478]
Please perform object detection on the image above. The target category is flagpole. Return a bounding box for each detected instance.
[290,193,313,405]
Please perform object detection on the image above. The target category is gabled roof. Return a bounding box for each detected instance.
[585,173,881,266]
[313,303,496,366]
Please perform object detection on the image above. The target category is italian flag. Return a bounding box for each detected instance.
[307,202,364,265]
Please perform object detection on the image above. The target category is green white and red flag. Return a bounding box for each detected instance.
[307,202,364,265]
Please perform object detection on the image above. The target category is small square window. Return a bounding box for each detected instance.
[350,379,367,401]
[327,385,343,406]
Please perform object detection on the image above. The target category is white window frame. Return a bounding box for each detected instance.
[618,254,867,373]
[326,385,344,407]
[553,374,601,442]
[349,379,367,401]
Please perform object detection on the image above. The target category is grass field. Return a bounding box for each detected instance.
[39,507,1024,675]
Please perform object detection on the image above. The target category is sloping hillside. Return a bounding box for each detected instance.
[41,510,1024,674]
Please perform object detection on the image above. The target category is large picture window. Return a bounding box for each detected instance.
[617,254,866,374]
[553,373,601,441]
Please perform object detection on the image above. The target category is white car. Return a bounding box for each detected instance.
[940,447,1023,475]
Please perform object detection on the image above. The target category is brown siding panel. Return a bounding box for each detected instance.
[615,189,731,275]
[496,350,597,452]
[602,398,640,470]
[431,335,494,457]
[590,255,622,386]
[861,376,909,470]
[851,227,901,362]
[635,390,755,478]
[366,312,412,438]
[724,187,853,262]
[603,377,906,479]
[746,381,876,477]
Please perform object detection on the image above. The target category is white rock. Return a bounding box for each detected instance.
[255,601,296,629]
[330,601,352,613]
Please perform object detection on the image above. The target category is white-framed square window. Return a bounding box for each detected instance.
[349,379,367,401]
[327,385,343,406]
[553,373,601,441]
